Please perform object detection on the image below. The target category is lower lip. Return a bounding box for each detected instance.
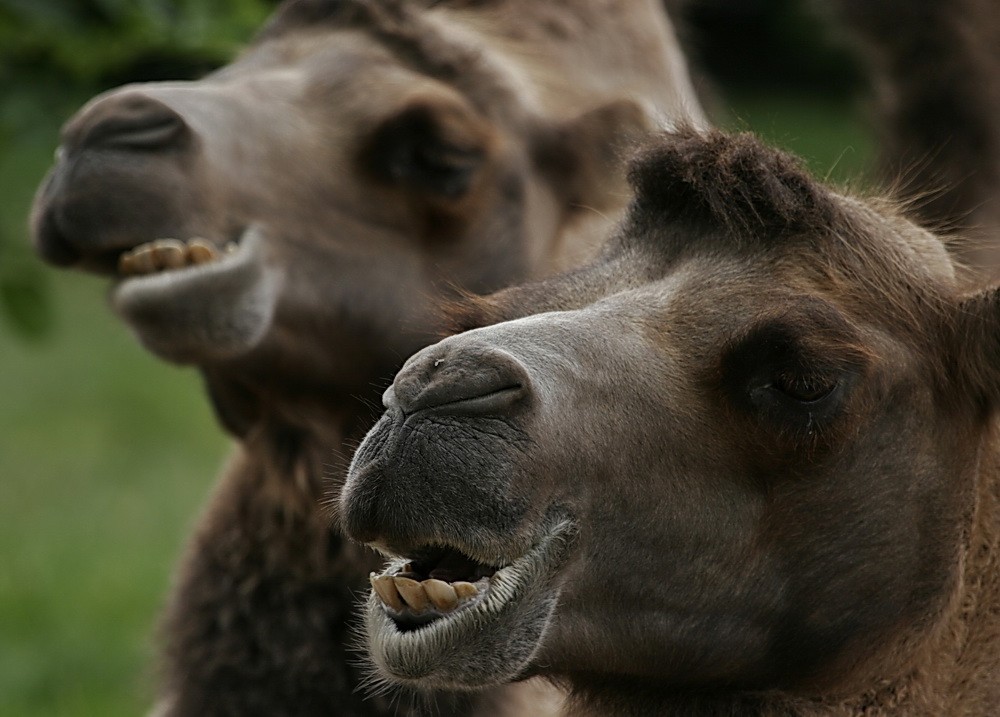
[362,516,578,689]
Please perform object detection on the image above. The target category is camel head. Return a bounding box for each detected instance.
[30,0,649,435]
[342,128,1000,706]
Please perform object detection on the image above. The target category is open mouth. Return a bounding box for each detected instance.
[109,226,279,362]
[111,226,264,301]
[118,237,239,276]
[362,514,576,690]
[115,227,250,280]
[369,547,499,629]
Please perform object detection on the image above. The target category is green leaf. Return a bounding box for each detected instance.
[0,270,53,341]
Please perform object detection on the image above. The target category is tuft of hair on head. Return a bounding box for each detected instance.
[626,126,846,242]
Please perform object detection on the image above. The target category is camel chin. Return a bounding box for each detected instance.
[361,510,576,690]
[113,226,281,364]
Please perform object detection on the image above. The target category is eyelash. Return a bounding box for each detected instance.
[770,371,838,403]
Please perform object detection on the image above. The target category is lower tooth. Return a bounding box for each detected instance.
[119,252,137,275]
[187,239,218,264]
[453,581,479,600]
[371,573,404,611]
[394,577,430,612]
[120,237,225,276]
[131,247,157,274]
[424,579,458,610]
[154,239,186,269]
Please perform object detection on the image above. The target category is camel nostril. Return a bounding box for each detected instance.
[392,344,531,417]
[74,93,189,152]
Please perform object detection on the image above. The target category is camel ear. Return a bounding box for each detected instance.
[533,99,652,212]
[956,287,1000,401]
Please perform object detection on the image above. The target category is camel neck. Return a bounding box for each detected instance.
[204,413,378,579]
[240,405,372,499]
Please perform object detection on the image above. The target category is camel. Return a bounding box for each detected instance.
[343,127,1000,716]
[29,0,704,715]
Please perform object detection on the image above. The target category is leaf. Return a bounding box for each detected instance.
[0,270,53,341]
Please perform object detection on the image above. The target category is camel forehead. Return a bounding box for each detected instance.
[597,259,855,343]
[220,28,419,94]
[481,242,939,390]
[480,258,842,359]
[188,31,491,164]
[248,0,533,119]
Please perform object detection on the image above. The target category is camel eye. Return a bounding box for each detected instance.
[401,142,480,198]
[771,372,837,403]
[365,101,486,199]
[720,314,864,437]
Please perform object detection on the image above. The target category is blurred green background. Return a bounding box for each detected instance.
[0,1,873,715]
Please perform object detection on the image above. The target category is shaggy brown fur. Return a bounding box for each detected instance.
[626,129,846,239]
[342,129,1000,715]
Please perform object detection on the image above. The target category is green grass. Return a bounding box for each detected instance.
[0,118,229,716]
[720,91,875,189]
[0,270,228,717]
[0,92,872,717]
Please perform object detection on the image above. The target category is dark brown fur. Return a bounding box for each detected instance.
[626,128,846,239]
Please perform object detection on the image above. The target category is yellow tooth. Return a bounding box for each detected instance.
[187,238,218,265]
[131,246,158,274]
[453,581,479,601]
[119,251,137,275]
[153,239,186,269]
[423,579,458,611]
[394,577,429,612]
[370,573,404,611]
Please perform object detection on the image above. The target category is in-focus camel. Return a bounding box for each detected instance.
[29,0,704,714]
[345,128,1000,716]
